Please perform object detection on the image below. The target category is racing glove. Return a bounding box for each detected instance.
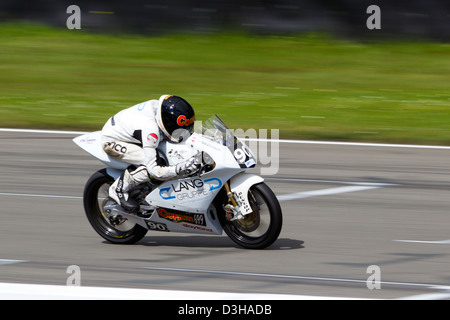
[175,153,202,176]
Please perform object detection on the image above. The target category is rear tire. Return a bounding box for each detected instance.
[218,182,282,249]
[83,169,148,244]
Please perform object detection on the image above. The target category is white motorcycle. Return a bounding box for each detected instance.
[73,115,282,249]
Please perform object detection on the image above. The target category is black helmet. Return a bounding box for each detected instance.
[157,95,195,142]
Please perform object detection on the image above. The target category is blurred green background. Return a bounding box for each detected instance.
[1,23,449,145]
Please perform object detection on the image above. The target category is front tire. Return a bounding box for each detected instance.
[83,169,148,244]
[218,182,282,249]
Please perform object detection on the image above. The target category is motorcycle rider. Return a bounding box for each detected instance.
[101,94,200,212]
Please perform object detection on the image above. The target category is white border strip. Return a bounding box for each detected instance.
[1,128,449,150]
[2,282,448,300]
[0,282,360,300]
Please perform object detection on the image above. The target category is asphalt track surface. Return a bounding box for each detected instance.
[0,129,449,300]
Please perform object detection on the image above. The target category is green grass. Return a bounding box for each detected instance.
[1,23,449,145]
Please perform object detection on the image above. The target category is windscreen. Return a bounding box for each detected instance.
[201,115,256,168]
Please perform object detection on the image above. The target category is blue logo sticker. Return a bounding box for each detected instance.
[204,178,222,191]
[159,187,175,200]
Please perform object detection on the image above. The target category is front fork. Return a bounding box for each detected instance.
[223,181,244,221]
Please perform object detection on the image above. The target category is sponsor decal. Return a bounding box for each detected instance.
[159,187,175,200]
[147,133,158,144]
[245,158,256,168]
[236,191,251,213]
[105,141,127,154]
[157,208,206,226]
[137,102,145,111]
[176,115,195,127]
[182,223,213,233]
[172,178,203,192]
[79,137,97,144]
[159,178,222,201]
[204,178,222,191]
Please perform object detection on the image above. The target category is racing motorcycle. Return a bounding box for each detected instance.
[73,115,282,249]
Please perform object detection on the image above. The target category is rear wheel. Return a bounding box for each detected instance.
[218,182,282,249]
[83,169,148,244]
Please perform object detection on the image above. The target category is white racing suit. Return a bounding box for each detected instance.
[101,99,197,211]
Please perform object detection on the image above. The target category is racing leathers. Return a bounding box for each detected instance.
[101,98,198,211]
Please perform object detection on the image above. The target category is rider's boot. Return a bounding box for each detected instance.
[109,165,150,212]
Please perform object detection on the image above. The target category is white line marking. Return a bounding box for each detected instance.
[0,259,27,266]
[145,267,371,285]
[394,239,450,244]
[0,192,81,199]
[142,267,442,290]
[1,128,449,150]
[266,177,396,187]
[277,185,381,202]
[245,138,450,149]
[0,185,383,202]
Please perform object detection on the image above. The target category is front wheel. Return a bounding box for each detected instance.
[83,169,148,244]
[218,182,282,249]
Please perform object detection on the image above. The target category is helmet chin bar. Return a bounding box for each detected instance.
[158,125,186,143]
[168,134,182,143]
[171,128,192,143]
